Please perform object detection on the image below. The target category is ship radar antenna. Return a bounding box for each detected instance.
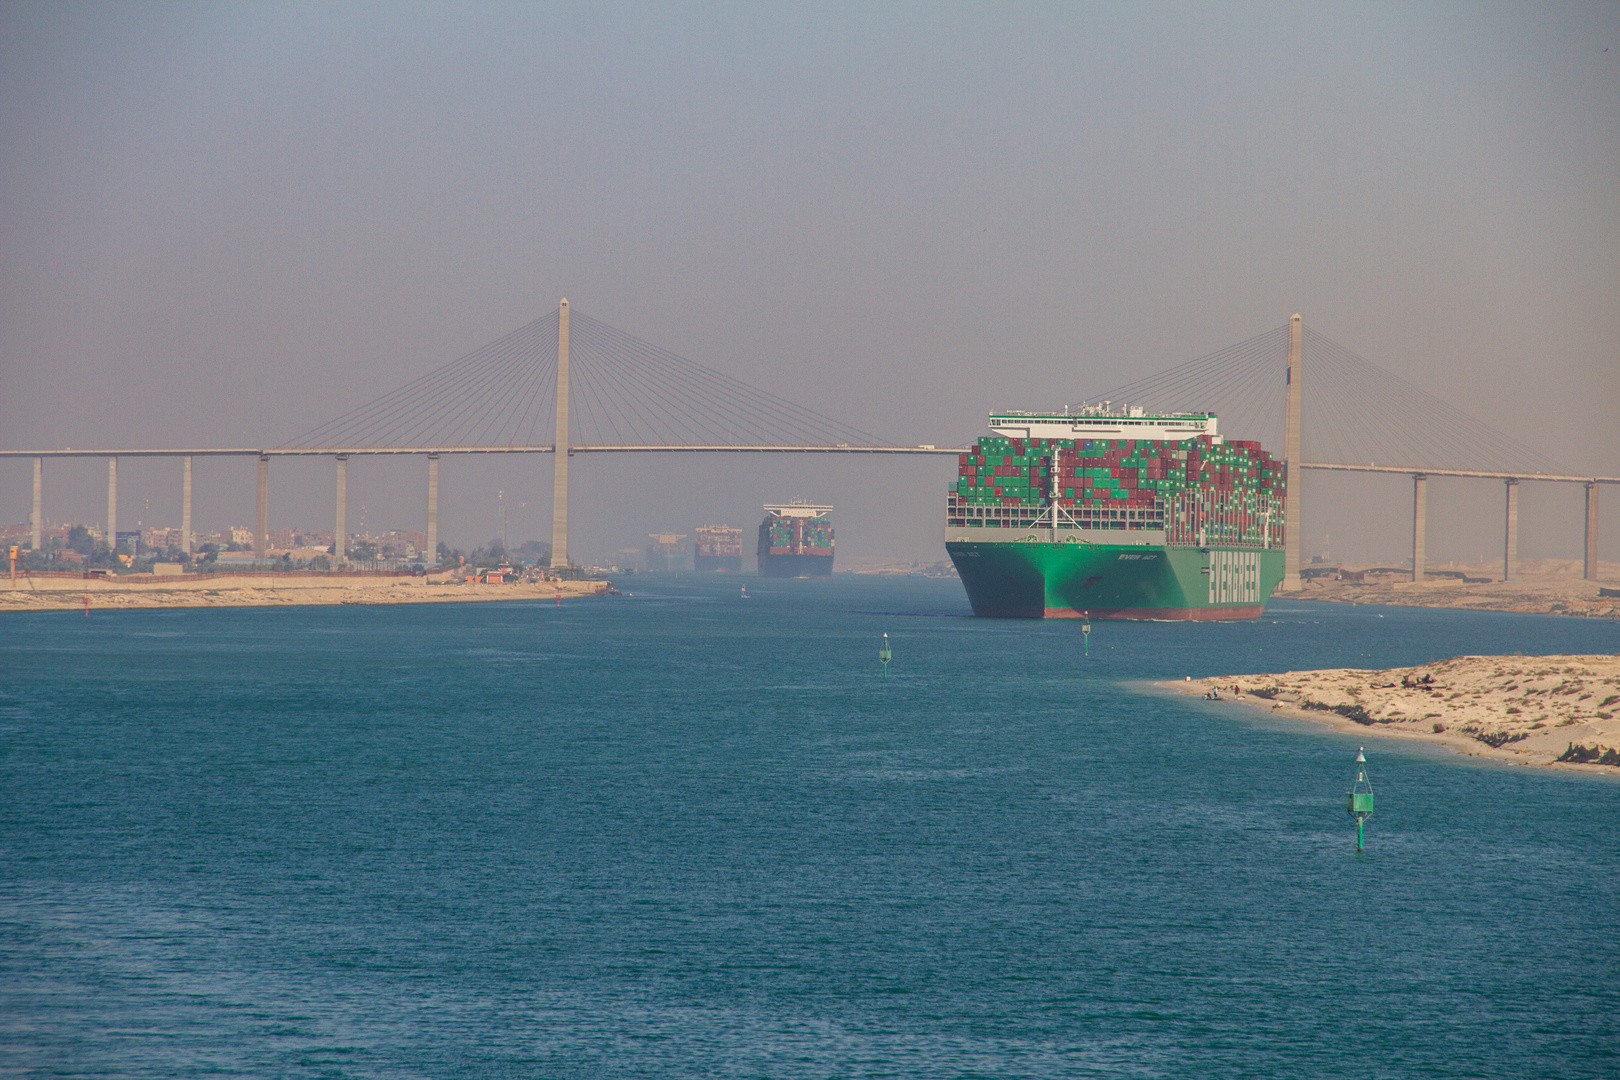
[1347,747,1375,851]
[879,632,892,677]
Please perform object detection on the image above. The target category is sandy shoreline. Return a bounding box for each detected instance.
[1161,654,1620,773]
[0,574,616,612]
[1278,557,1618,619]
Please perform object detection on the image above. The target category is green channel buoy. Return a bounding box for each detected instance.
[878,632,892,677]
[1081,612,1091,657]
[1347,747,1375,851]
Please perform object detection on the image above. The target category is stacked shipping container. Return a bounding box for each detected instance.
[762,515,834,555]
[693,525,743,572]
[946,434,1284,548]
[646,533,687,573]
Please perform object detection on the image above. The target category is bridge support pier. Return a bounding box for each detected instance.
[1586,482,1600,580]
[426,454,439,567]
[107,458,118,556]
[255,456,269,559]
[335,456,347,563]
[1411,474,1427,582]
[1503,480,1518,582]
[1282,314,1303,591]
[182,457,193,556]
[31,457,42,552]
[550,298,570,569]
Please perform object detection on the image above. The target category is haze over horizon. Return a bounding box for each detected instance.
[3,3,1616,567]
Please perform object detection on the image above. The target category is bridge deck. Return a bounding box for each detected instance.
[1,448,1611,484]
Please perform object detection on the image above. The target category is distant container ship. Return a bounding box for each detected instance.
[693,525,743,572]
[646,533,687,573]
[945,407,1286,619]
[758,502,834,578]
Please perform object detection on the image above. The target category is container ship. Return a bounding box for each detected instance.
[646,533,687,573]
[758,502,834,578]
[944,408,1286,619]
[693,525,743,572]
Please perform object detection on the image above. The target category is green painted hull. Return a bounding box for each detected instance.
[946,539,1285,620]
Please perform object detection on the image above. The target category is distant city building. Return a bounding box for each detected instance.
[142,526,181,550]
[0,517,432,561]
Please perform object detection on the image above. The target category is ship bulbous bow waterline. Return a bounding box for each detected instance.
[945,407,1286,620]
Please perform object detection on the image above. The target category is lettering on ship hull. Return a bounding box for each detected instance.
[1208,549,1261,605]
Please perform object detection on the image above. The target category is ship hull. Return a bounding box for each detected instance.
[758,553,834,578]
[946,539,1283,620]
[694,555,743,573]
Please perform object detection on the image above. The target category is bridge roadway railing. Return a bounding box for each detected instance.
[6,448,1607,473]
[1301,462,1619,485]
[0,445,972,458]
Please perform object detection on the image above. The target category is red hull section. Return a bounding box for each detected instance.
[966,603,1266,621]
[1047,604,1265,621]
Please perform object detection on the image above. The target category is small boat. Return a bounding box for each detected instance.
[740,585,751,599]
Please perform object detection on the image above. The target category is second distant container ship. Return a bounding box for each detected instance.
[693,525,743,572]
[758,502,834,577]
[646,533,687,573]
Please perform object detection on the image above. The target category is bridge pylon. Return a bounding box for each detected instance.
[1282,314,1303,591]
[550,298,570,568]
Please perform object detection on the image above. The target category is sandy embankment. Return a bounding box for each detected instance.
[1284,557,1619,619]
[1164,654,1620,772]
[0,573,614,612]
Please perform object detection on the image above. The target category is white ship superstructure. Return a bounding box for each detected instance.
[989,407,1221,444]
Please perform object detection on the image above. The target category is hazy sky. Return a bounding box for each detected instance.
[2,2,1616,566]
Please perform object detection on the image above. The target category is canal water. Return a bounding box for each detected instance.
[2,578,1617,1077]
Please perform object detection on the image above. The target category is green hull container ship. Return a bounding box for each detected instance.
[945,408,1286,620]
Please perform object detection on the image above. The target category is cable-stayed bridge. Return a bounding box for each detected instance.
[1073,316,1611,585]
[2,300,959,569]
[3,302,1611,582]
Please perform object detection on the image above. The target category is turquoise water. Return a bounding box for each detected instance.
[2,578,1617,1078]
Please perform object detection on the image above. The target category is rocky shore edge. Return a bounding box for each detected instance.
[1162,653,1620,773]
